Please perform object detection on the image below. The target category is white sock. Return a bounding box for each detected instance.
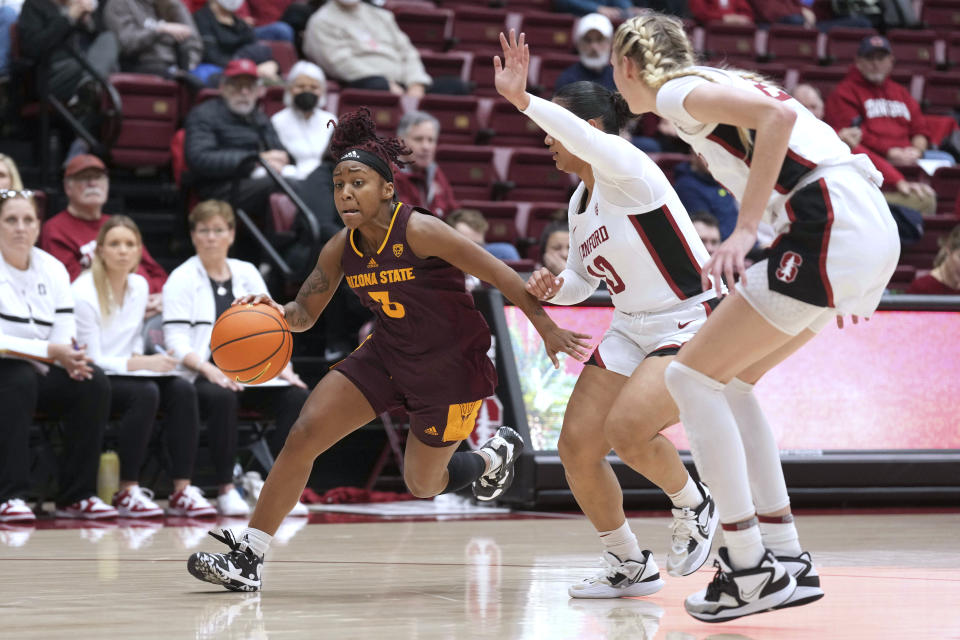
[759,518,803,557]
[479,449,503,475]
[724,523,765,570]
[724,378,791,514]
[663,362,755,523]
[598,521,643,562]
[667,473,703,509]
[241,527,272,557]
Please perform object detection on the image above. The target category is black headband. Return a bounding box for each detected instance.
[337,148,393,183]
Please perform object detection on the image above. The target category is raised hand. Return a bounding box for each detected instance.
[233,294,285,316]
[493,29,530,110]
[526,267,564,301]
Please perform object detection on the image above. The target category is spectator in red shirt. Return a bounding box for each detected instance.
[824,36,953,168]
[393,111,459,219]
[907,226,960,295]
[39,155,167,316]
[689,0,754,24]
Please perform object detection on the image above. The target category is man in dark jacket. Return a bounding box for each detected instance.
[555,13,615,94]
[18,0,119,121]
[184,58,291,226]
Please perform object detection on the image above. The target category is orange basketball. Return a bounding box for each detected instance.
[210,303,292,384]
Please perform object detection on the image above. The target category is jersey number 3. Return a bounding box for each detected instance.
[368,290,406,318]
[586,256,625,294]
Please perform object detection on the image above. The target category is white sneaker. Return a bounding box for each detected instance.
[773,551,824,609]
[166,485,217,518]
[684,547,796,622]
[113,486,163,518]
[666,482,719,577]
[240,472,264,505]
[217,488,251,517]
[55,496,119,519]
[568,550,665,599]
[0,498,36,523]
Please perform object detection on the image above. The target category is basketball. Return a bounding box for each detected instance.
[210,303,292,384]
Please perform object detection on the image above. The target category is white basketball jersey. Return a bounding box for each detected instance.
[522,96,716,313]
[655,67,854,229]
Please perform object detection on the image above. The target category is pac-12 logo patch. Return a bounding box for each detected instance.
[775,251,803,283]
[392,243,404,257]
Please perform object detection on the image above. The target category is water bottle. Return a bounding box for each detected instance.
[97,451,120,503]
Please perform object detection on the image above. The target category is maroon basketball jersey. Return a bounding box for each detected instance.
[341,203,497,406]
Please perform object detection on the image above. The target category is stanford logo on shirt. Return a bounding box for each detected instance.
[775,251,803,283]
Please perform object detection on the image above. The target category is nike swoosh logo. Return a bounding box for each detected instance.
[740,574,770,600]
[678,320,694,329]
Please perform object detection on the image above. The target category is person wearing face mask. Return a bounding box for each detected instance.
[303,0,431,98]
[40,154,167,317]
[270,61,337,181]
[555,13,616,94]
[192,0,282,87]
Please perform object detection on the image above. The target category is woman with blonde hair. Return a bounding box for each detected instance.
[610,13,899,621]
[73,216,215,518]
[0,154,24,191]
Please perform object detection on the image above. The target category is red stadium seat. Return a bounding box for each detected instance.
[519,11,576,55]
[265,41,297,75]
[886,29,939,70]
[336,89,403,136]
[702,23,759,66]
[501,149,572,202]
[888,264,916,287]
[109,73,179,168]
[824,27,876,66]
[487,99,548,147]
[947,33,960,68]
[534,53,580,96]
[795,65,847,99]
[922,71,960,115]
[460,200,521,244]
[261,85,285,117]
[931,166,960,215]
[765,25,820,66]
[392,5,454,52]
[450,8,514,55]
[648,152,690,184]
[921,0,960,35]
[269,192,298,234]
[417,95,489,145]
[525,201,569,260]
[418,50,473,87]
[435,145,498,201]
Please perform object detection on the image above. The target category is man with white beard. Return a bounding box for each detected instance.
[555,13,616,94]
[40,154,168,318]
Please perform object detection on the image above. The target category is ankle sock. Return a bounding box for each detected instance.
[599,521,644,562]
[241,527,272,556]
[668,473,703,509]
[759,514,803,556]
[723,520,765,570]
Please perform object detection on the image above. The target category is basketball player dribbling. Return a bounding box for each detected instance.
[611,13,899,621]
[187,109,592,592]
[494,32,721,599]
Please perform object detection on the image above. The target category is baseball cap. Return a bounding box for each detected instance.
[64,154,106,178]
[857,35,892,57]
[574,13,614,41]
[223,58,259,79]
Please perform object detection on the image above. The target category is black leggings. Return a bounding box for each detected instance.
[108,376,200,482]
[0,359,110,507]
[195,379,309,485]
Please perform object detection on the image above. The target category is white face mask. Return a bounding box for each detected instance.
[579,52,609,72]
[217,0,244,12]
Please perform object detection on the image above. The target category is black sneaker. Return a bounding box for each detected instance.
[684,547,795,623]
[472,426,524,501]
[187,529,263,592]
[772,551,824,609]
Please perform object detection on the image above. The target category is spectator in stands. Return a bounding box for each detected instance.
[71,216,216,518]
[40,154,167,316]
[907,226,960,295]
[447,208,521,262]
[689,211,721,255]
[747,0,871,30]
[104,0,203,86]
[0,189,118,522]
[183,0,297,42]
[553,0,636,21]
[0,2,21,78]
[673,151,739,239]
[0,154,24,190]
[556,13,616,94]
[303,0,430,98]
[537,221,570,277]
[271,61,337,181]
[825,36,955,168]
[162,200,309,517]
[18,0,119,135]
[796,82,936,215]
[394,111,459,219]
[689,0,754,24]
[193,0,282,86]
[184,59,293,228]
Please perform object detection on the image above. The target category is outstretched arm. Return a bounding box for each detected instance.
[407,213,592,368]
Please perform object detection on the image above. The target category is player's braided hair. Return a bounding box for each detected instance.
[328,107,411,172]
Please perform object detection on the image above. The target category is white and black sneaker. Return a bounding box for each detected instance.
[188,529,263,592]
[666,482,719,577]
[568,550,665,599]
[472,426,524,502]
[772,551,824,609]
[684,547,795,623]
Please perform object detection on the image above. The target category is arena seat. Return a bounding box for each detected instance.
[765,24,820,67]
[824,27,877,65]
[648,152,690,184]
[265,40,298,75]
[435,145,499,200]
[795,65,847,99]
[336,89,403,136]
[702,22,759,66]
[450,7,516,55]
[525,201,569,245]
[886,29,940,70]
[922,71,960,115]
[417,95,490,145]
[109,73,180,169]
[533,53,580,97]
[931,166,960,215]
[498,149,572,202]
[487,99,548,147]
[519,11,576,55]
[458,199,527,240]
[391,5,454,52]
[261,85,285,117]
[921,0,960,35]
[419,50,473,87]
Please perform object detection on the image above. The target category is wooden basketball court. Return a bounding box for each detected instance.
[3,508,958,639]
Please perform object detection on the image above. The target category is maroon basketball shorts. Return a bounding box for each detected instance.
[332,339,484,447]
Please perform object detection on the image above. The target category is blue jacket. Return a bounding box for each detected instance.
[555,63,616,94]
[673,162,739,240]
